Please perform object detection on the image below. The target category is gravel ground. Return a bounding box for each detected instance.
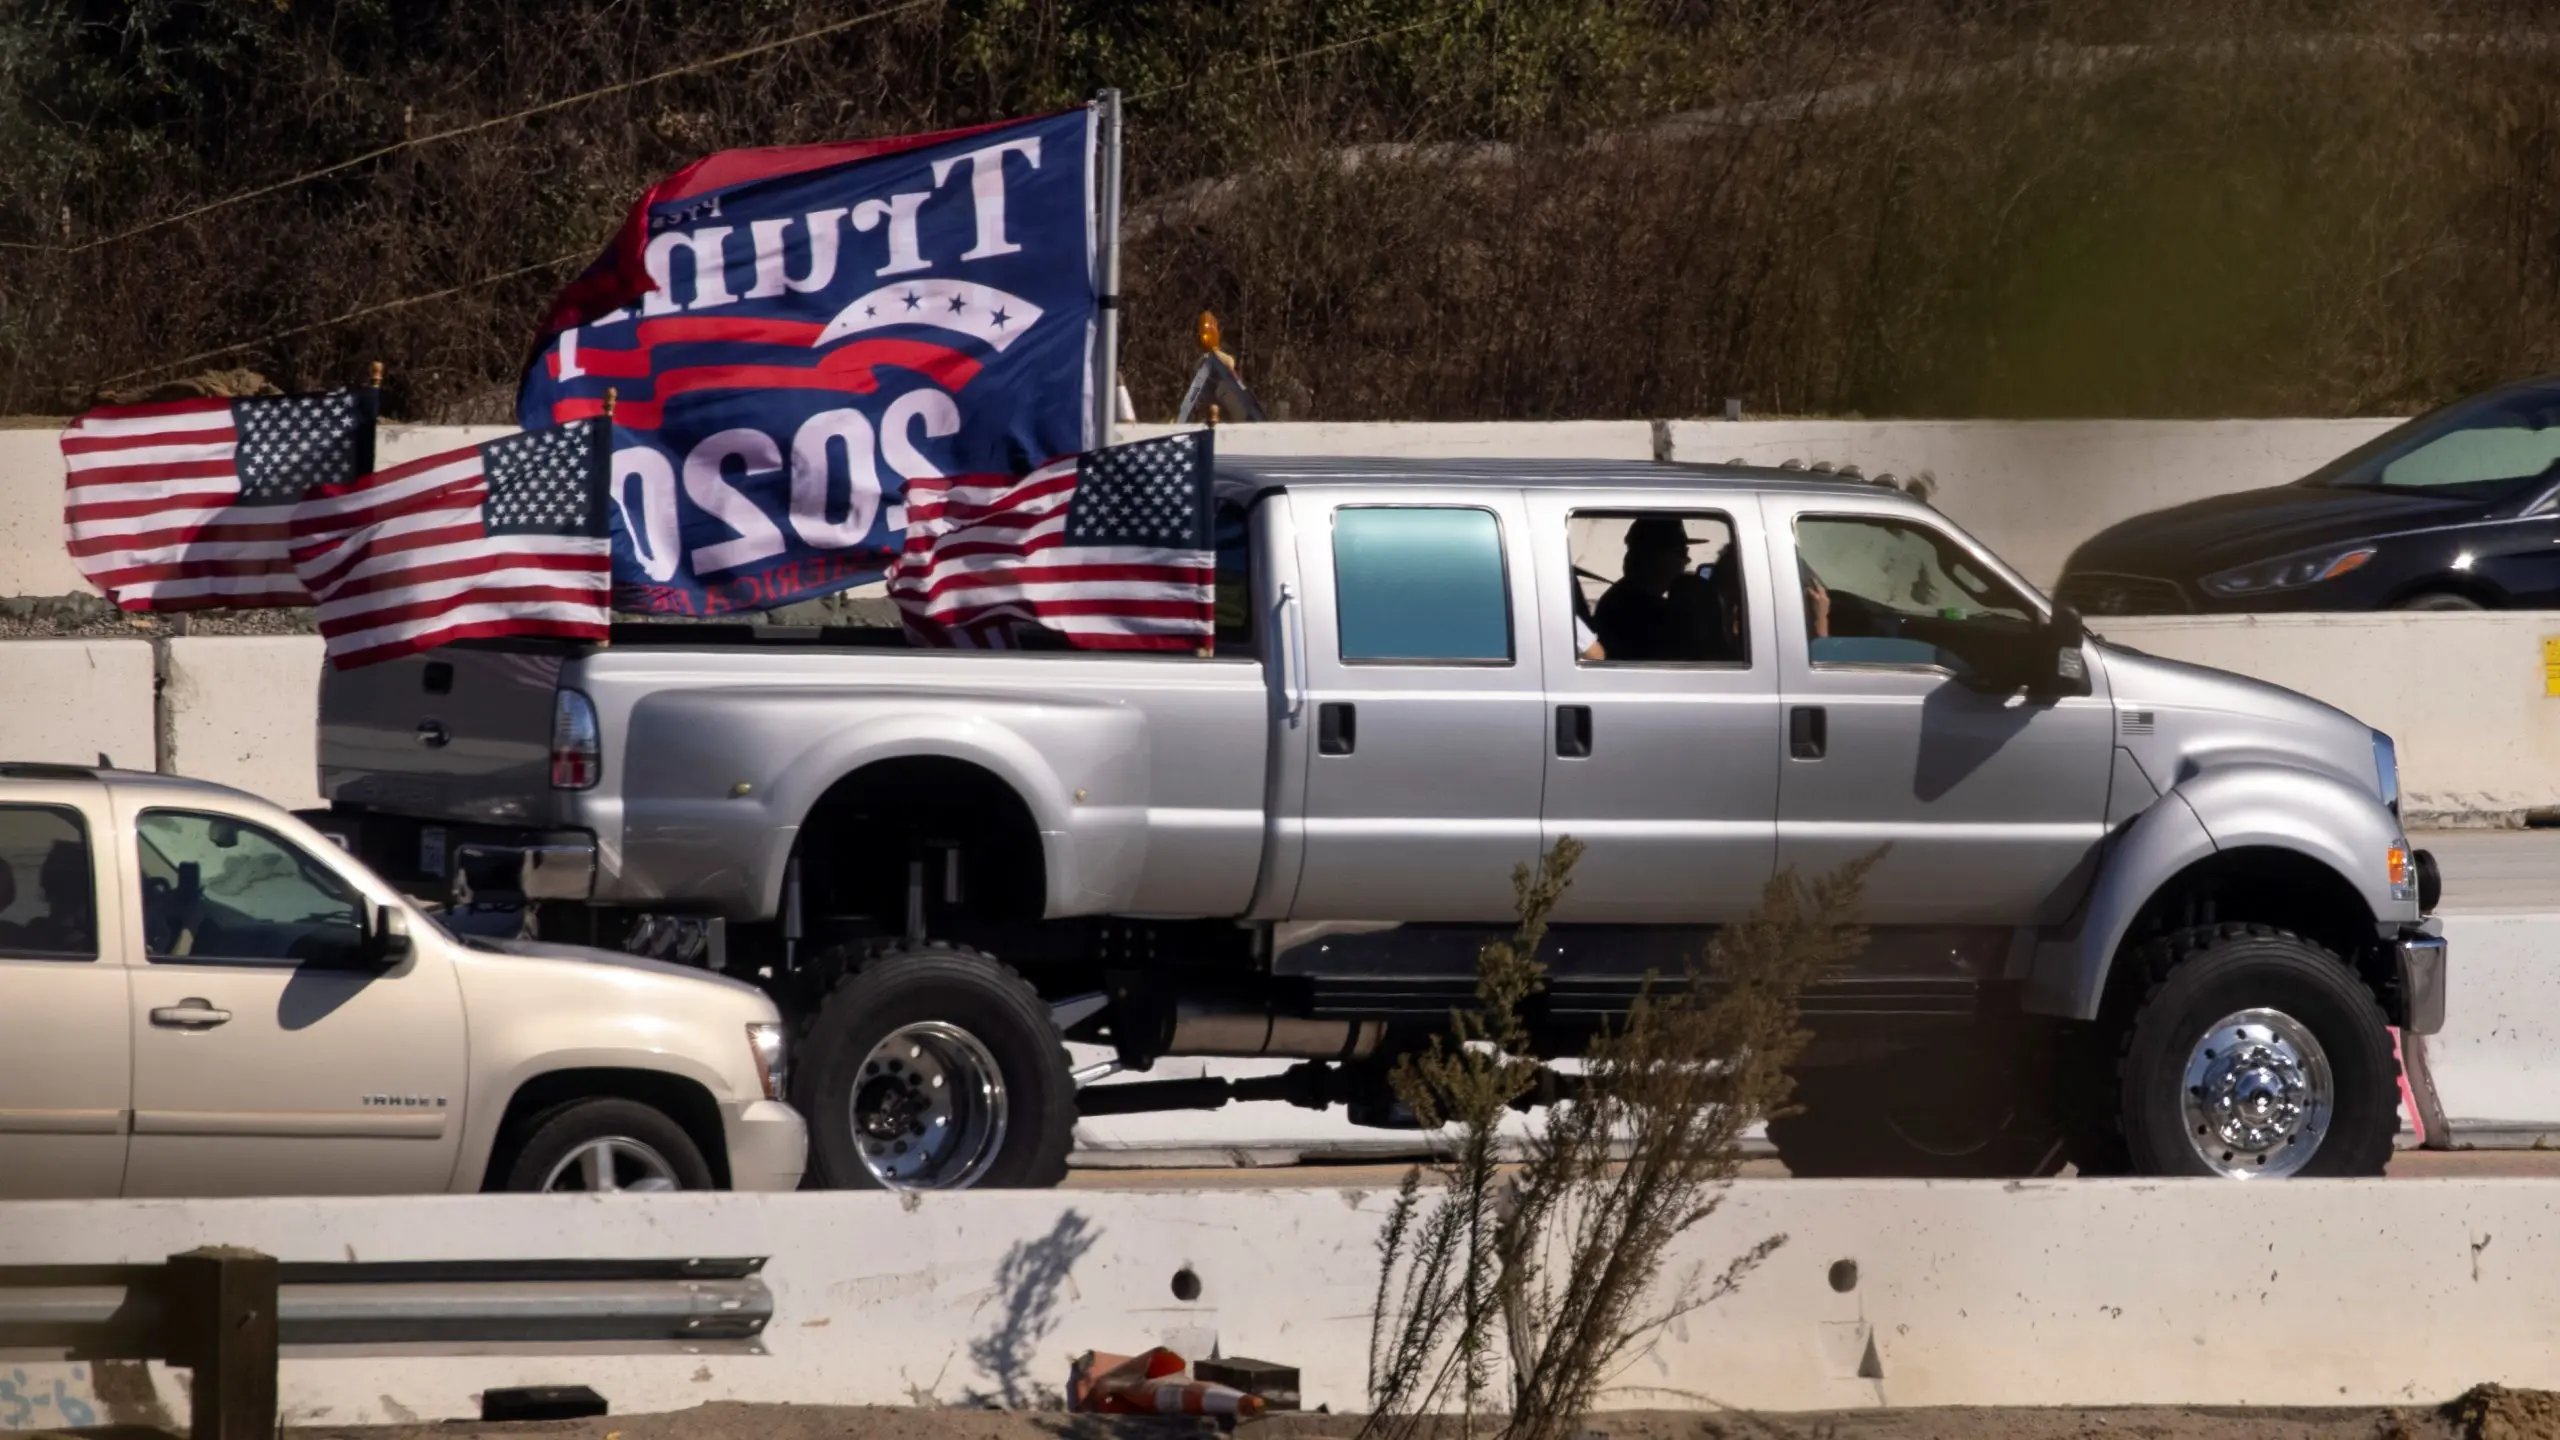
[268,1387,2560,1440]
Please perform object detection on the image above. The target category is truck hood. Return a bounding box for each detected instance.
[2094,640,2383,798]
[454,932,777,1008]
[2066,483,2493,579]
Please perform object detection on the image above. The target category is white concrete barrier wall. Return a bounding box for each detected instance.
[3,1179,2558,1427]
[0,640,154,770]
[1660,416,2404,587]
[2100,612,2560,823]
[117,613,2560,836]
[2416,913,2560,1147]
[160,635,325,811]
[0,416,2398,599]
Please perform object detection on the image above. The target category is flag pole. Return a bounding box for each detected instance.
[1090,87,1124,451]
[603,386,618,421]
[367,360,384,389]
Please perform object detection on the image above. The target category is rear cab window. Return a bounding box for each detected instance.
[1566,509,1750,667]
[0,804,98,961]
[1331,506,1514,664]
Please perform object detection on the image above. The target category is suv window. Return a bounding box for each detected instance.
[1332,506,1512,664]
[1796,516,2036,675]
[0,804,97,961]
[137,810,367,966]
[1567,510,1747,665]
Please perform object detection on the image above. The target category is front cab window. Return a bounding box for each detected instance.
[138,810,368,966]
[1795,515,2037,676]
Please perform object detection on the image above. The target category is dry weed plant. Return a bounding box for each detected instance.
[1362,840,1876,1440]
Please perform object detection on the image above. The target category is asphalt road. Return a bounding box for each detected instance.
[1064,1147,2560,1188]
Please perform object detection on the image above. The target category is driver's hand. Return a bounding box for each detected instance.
[1805,577,1832,639]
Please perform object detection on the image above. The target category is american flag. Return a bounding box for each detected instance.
[59,390,377,610]
[888,431,1216,651]
[289,420,612,669]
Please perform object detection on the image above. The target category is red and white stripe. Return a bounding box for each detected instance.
[288,441,609,670]
[886,457,1214,652]
[59,398,306,610]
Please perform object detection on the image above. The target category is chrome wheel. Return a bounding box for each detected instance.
[2180,1007,2333,1178]
[540,1137,682,1193]
[853,1020,1009,1189]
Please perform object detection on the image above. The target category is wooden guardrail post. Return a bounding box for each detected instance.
[166,1246,279,1440]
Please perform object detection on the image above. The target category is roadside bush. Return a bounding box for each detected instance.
[1362,841,1875,1439]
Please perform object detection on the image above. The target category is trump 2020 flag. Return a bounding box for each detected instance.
[60,389,377,610]
[888,430,1214,651]
[290,420,612,668]
[520,110,1099,617]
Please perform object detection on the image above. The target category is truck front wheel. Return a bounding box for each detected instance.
[793,943,1075,1191]
[2115,925,2398,1178]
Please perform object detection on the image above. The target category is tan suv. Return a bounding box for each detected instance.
[0,764,804,1198]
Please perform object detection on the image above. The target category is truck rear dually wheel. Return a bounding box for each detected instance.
[2115,925,2398,1178]
[794,943,1075,1191]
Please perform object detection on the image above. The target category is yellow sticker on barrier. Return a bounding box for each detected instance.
[2546,637,2560,697]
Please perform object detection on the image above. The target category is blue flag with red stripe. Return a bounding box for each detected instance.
[520,110,1098,616]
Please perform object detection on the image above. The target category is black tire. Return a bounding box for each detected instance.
[1766,1060,2069,1179]
[2394,591,2485,611]
[497,1096,717,1193]
[793,942,1074,1191]
[2112,924,2398,1178]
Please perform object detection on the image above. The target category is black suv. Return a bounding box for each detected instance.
[2059,377,2560,614]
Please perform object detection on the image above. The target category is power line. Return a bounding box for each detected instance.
[8,0,941,258]
[1128,9,1456,103]
[93,252,589,389]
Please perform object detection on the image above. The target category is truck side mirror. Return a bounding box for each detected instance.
[2029,606,2094,700]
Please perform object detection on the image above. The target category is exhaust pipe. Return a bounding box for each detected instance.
[1165,1002,1386,1060]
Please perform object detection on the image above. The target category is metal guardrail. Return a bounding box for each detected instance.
[0,1250,771,1439]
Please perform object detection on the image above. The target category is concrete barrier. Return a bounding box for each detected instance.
[1660,416,2402,587]
[159,635,325,810]
[0,639,153,769]
[2099,612,2560,825]
[2,416,2393,603]
[2419,913,2560,1148]
[2,1178,2556,1426]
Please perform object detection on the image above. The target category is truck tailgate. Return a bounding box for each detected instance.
[317,645,570,824]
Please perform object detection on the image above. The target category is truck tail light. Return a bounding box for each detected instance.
[550,688,601,791]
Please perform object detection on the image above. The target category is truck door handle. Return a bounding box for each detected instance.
[1275,583,1307,723]
[1556,705,1593,757]
[1789,706,1828,760]
[149,999,232,1030]
[1318,702,1357,755]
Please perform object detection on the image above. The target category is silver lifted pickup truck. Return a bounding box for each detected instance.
[309,456,2447,1188]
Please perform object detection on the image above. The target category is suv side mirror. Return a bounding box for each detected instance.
[364,903,414,968]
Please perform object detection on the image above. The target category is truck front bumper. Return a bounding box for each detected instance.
[2395,920,2447,1036]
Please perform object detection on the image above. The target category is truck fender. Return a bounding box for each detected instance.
[759,707,1142,921]
[2027,763,2399,1021]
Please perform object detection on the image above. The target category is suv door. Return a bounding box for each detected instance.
[1763,497,2114,926]
[1529,493,1780,921]
[0,793,129,1198]
[118,800,468,1196]
[1283,489,1545,920]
